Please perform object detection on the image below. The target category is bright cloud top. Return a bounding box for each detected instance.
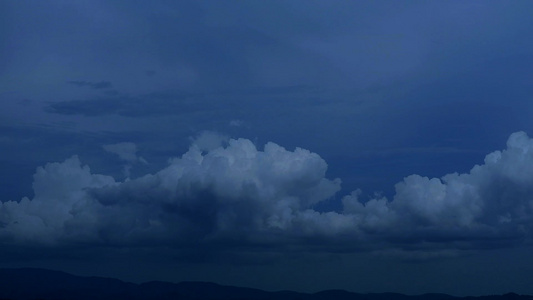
[2,132,533,256]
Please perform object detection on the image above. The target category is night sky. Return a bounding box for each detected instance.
[2,0,533,296]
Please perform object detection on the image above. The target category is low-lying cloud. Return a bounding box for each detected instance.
[2,132,533,258]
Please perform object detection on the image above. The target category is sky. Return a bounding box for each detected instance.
[2,0,533,296]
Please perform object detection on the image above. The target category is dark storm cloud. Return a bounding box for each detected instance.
[67,81,113,90]
[3,132,533,260]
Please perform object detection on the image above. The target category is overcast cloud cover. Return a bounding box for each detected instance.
[3,0,533,296]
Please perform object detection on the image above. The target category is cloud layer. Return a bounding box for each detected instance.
[2,132,533,257]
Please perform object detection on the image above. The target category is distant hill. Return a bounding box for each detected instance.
[0,268,531,300]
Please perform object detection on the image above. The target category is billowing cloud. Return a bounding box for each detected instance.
[2,132,533,258]
[0,136,341,249]
[339,131,533,252]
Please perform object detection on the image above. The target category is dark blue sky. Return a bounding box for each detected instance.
[2,0,533,296]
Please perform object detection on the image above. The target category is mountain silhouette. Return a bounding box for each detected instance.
[0,268,531,300]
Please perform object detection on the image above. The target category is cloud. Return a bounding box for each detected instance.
[103,142,148,178]
[0,156,116,245]
[190,131,229,152]
[67,81,113,90]
[103,142,147,164]
[229,120,243,127]
[2,132,533,259]
[338,131,533,251]
[0,135,341,249]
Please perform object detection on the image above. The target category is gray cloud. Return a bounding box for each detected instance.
[2,132,533,259]
[0,134,342,249]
